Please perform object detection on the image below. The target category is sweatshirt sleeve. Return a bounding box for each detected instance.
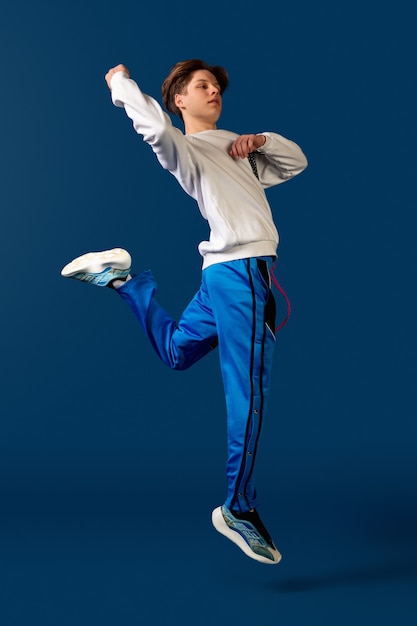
[254,132,308,189]
[110,71,195,190]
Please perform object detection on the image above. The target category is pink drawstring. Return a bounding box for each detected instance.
[270,261,291,333]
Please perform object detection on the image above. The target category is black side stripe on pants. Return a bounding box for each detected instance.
[243,319,266,504]
[257,258,276,338]
[231,259,266,511]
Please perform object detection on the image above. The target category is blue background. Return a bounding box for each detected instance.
[1,0,416,624]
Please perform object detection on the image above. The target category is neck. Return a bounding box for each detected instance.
[184,119,217,135]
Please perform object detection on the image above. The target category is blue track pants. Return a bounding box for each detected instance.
[117,257,276,513]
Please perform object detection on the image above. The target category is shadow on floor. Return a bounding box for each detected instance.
[273,553,417,593]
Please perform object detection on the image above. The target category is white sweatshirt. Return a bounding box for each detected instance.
[110,71,307,269]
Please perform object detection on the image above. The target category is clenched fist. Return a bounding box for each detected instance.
[229,134,266,159]
[105,64,130,90]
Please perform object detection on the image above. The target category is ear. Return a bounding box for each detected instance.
[175,93,184,109]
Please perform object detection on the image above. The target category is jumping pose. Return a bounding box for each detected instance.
[61,60,307,564]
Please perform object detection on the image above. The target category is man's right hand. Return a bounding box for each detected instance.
[105,64,130,90]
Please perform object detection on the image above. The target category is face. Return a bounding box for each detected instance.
[175,69,222,125]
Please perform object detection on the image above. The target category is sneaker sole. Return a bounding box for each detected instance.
[61,248,131,277]
[212,507,282,565]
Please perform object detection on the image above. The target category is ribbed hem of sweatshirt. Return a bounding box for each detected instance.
[201,241,278,270]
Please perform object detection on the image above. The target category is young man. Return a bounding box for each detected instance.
[61,60,307,564]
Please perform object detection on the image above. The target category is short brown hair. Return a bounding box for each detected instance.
[161,59,229,119]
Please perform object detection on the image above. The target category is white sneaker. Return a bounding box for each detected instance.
[61,248,131,287]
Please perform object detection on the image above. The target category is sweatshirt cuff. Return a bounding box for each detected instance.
[255,132,271,153]
[110,71,130,107]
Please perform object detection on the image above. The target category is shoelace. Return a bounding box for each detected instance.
[248,152,291,332]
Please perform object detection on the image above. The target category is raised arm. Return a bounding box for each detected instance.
[105,65,195,189]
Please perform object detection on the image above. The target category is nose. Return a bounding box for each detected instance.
[211,84,219,95]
